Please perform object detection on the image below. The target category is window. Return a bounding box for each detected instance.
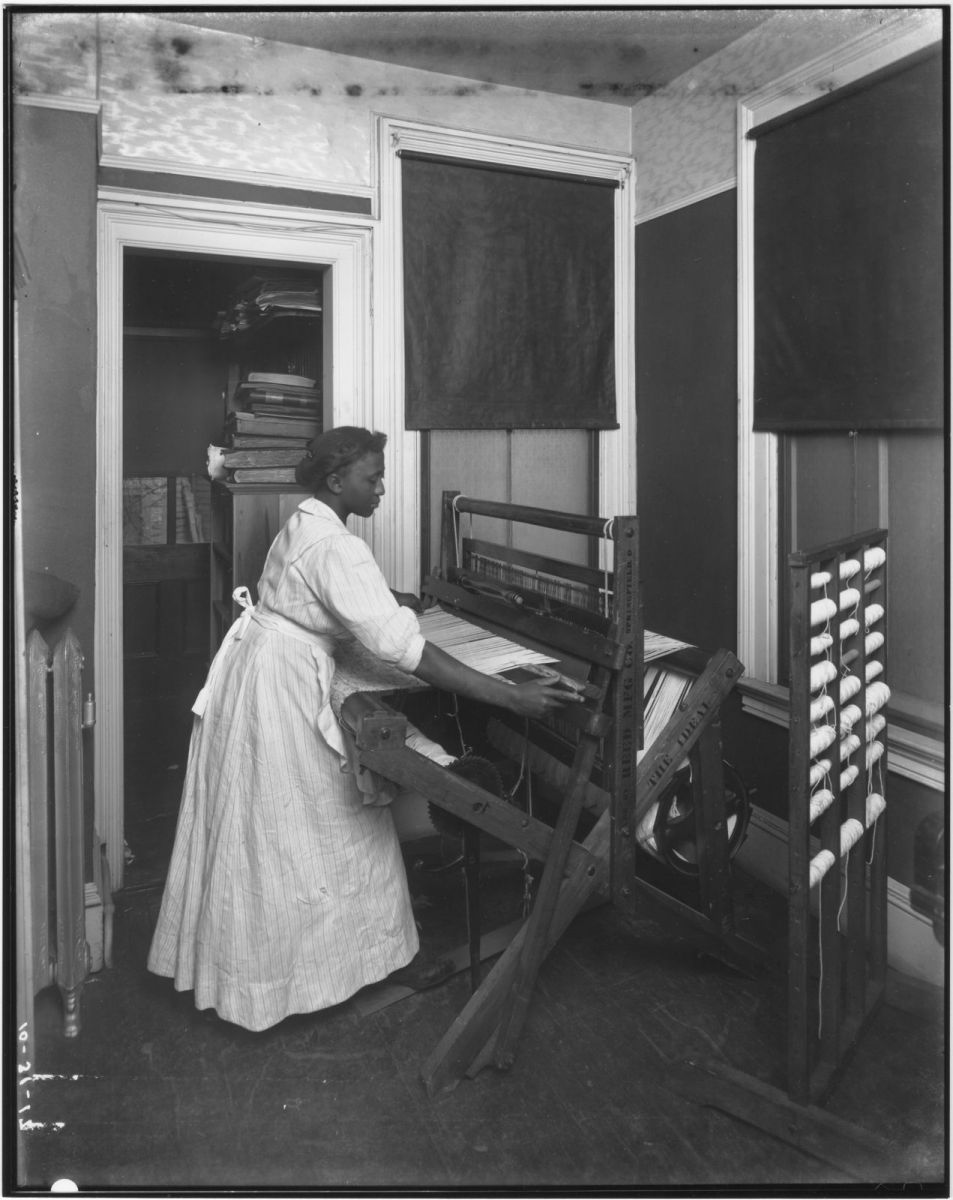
[737,13,944,789]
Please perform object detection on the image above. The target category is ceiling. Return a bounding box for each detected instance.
[166,8,773,105]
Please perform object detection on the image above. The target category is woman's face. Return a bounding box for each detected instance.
[335,451,385,519]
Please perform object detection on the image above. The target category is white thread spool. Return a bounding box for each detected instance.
[866,792,887,825]
[864,547,886,572]
[809,788,835,822]
[811,570,832,588]
[839,558,861,581]
[811,597,837,626]
[838,703,862,735]
[839,586,861,612]
[865,603,885,629]
[866,660,885,684]
[865,631,885,655]
[866,713,886,743]
[810,660,837,692]
[839,616,860,641]
[866,739,885,769]
[810,694,834,723]
[810,758,831,788]
[810,724,837,757]
[840,732,861,762]
[840,817,865,855]
[811,631,834,656]
[810,849,836,887]
[866,680,890,715]
[840,762,859,791]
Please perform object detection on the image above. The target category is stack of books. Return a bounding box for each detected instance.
[215,275,322,338]
[232,371,321,419]
[217,371,321,485]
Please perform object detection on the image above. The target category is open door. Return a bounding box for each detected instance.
[97,204,374,889]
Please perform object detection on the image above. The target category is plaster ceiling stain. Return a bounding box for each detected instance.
[150,33,192,90]
[163,9,774,106]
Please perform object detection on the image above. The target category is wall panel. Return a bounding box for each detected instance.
[635,189,737,653]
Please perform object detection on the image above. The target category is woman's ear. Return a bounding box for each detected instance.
[326,471,342,494]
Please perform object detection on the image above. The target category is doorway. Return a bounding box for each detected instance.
[121,251,329,885]
[97,200,376,889]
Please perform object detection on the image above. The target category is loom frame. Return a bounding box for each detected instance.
[343,491,641,1089]
[341,491,763,1093]
[787,528,889,1106]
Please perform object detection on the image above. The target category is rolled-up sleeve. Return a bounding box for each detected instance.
[309,534,425,673]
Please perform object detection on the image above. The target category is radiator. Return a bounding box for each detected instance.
[27,627,88,1037]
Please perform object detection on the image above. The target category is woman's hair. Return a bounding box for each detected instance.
[295,426,387,492]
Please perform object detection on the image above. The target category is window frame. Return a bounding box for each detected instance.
[375,117,635,592]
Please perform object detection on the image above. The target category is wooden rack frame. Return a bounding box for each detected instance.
[787,529,889,1105]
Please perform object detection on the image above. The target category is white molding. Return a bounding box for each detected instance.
[378,117,633,184]
[376,116,636,594]
[737,805,944,989]
[96,186,374,230]
[742,10,942,133]
[96,200,374,887]
[98,152,376,206]
[14,94,102,115]
[739,679,946,793]
[604,149,637,523]
[634,177,735,226]
[735,10,942,687]
[737,81,779,684]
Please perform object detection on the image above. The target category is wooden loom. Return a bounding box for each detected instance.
[340,492,755,1093]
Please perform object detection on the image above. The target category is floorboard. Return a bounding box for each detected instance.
[18,848,948,1194]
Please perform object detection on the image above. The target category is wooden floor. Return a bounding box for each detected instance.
[18,847,948,1194]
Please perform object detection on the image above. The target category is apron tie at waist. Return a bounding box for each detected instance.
[246,608,347,760]
[192,587,256,717]
[250,608,337,655]
[191,591,348,765]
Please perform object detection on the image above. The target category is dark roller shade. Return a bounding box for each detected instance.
[752,48,944,432]
[402,154,617,430]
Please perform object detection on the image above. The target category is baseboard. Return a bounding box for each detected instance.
[736,806,944,990]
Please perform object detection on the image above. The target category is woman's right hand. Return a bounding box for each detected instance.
[506,679,583,719]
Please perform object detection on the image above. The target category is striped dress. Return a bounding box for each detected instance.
[147,498,424,1031]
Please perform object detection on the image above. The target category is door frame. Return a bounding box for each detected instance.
[96,195,375,886]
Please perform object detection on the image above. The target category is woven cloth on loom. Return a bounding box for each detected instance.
[329,608,689,715]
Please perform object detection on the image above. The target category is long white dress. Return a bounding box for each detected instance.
[147,497,425,1031]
